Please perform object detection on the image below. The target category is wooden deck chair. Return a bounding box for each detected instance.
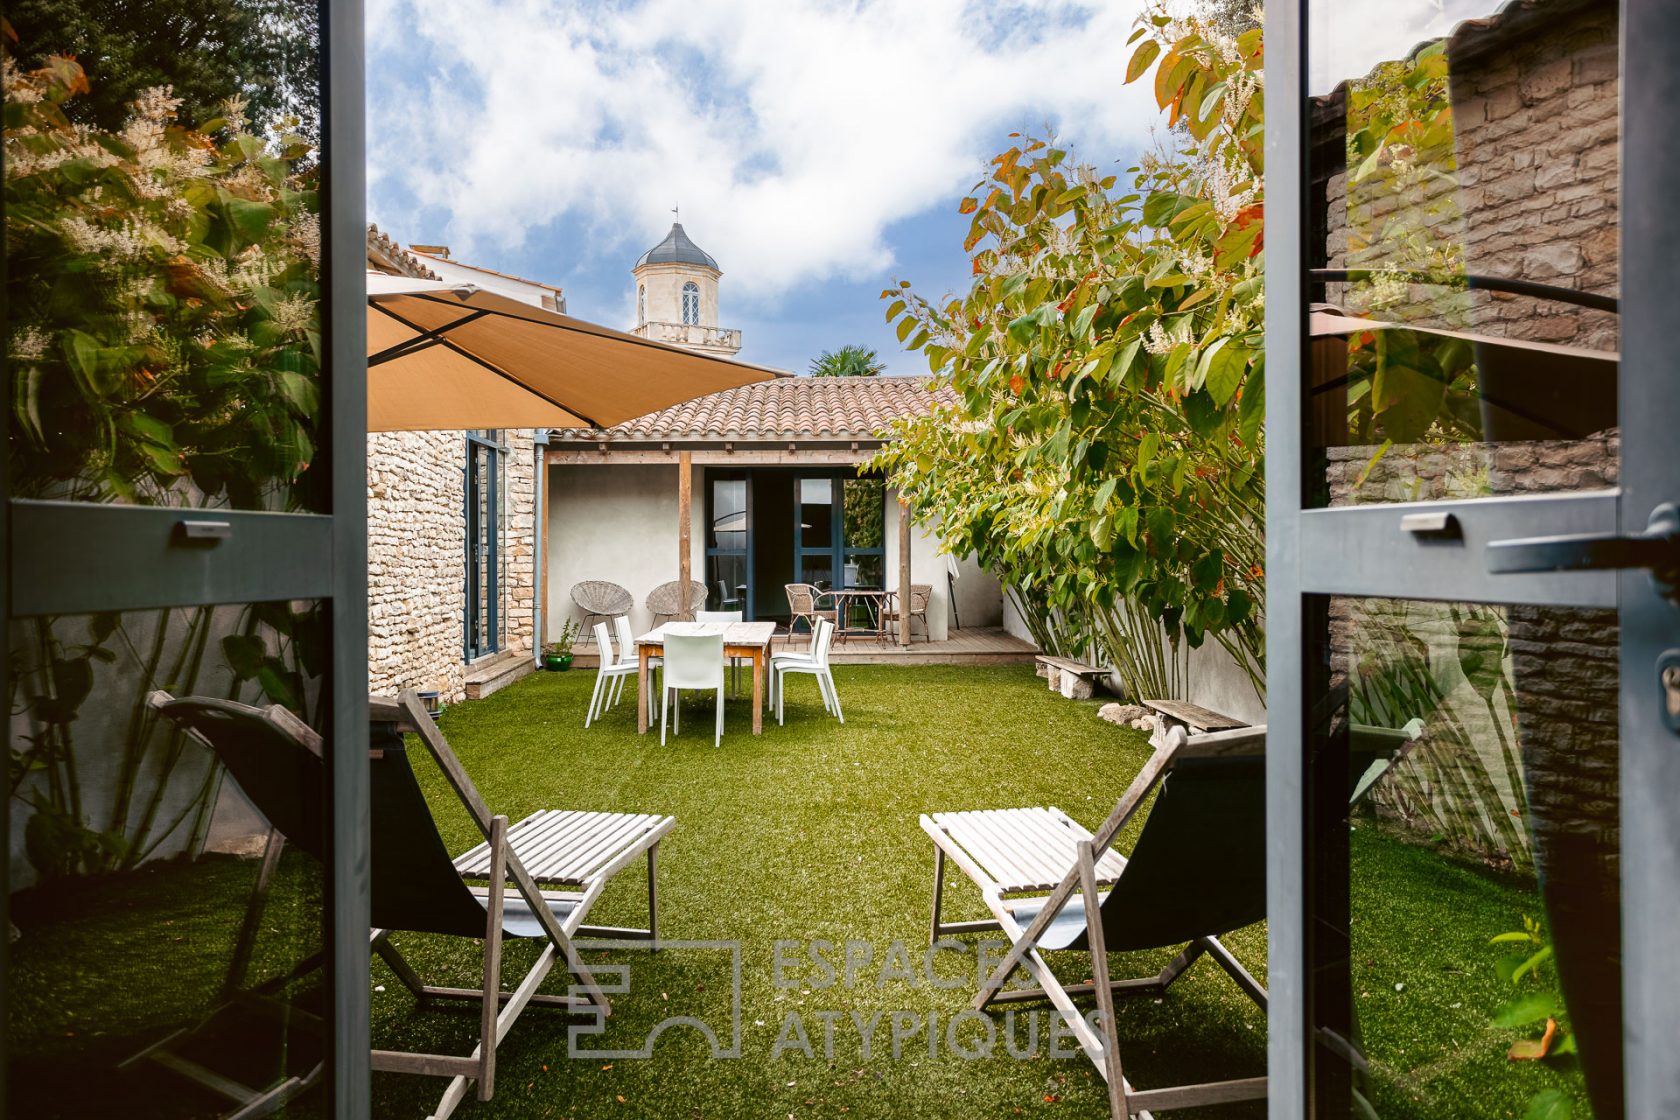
[921,723,1409,1119]
[147,689,674,1120]
[367,691,674,1119]
[125,691,333,1120]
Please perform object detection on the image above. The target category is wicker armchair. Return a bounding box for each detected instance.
[571,580,632,644]
[647,579,707,627]
[783,583,836,648]
[883,583,933,641]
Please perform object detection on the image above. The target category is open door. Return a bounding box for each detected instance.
[1266,1,1678,1115]
[3,4,370,1115]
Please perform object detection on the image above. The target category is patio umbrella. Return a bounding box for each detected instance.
[366,274,780,432]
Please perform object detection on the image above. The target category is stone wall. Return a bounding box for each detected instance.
[1319,0,1618,349]
[367,430,536,703]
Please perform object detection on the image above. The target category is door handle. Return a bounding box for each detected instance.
[1486,502,1680,599]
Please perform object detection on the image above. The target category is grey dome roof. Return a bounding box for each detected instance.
[634,223,720,271]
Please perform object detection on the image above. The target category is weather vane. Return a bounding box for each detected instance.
[671,203,679,224]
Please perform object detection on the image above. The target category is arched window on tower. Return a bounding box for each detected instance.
[638,284,645,324]
[682,281,700,326]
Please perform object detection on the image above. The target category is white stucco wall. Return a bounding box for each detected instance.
[547,463,688,641]
[546,465,1005,642]
[414,255,563,310]
[884,497,1001,640]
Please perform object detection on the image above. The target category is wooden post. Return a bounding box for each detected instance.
[897,496,912,647]
[677,451,693,619]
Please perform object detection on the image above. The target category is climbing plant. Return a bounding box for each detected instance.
[873,5,1266,699]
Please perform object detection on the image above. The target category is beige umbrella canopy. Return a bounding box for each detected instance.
[366,274,779,432]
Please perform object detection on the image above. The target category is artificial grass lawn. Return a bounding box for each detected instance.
[7,664,1588,1119]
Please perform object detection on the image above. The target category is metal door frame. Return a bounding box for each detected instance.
[1264,1,1678,1113]
[0,0,369,1112]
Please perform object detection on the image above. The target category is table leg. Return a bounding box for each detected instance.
[637,647,650,735]
[752,648,764,735]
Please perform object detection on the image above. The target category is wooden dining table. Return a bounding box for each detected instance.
[635,620,778,736]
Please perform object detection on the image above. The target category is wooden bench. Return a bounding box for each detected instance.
[1034,655,1108,699]
[1141,698,1249,741]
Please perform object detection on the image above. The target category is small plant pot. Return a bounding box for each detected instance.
[545,654,573,672]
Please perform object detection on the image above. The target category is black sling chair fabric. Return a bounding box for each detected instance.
[926,722,1411,1119]
[151,689,667,1120]
[122,692,329,1120]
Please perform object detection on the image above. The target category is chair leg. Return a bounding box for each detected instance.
[478,816,509,1102]
[930,846,947,944]
[659,685,669,745]
[1078,840,1128,1119]
[585,671,603,728]
[825,670,843,724]
[714,688,723,748]
[647,843,660,950]
[673,689,680,734]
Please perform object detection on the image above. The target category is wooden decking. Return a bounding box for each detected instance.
[825,626,1038,665]
[572,626,1037,668]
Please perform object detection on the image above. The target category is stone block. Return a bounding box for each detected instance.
[1059,673,1094,700]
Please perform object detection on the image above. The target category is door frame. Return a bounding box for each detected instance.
[1,1,370,1112]
[464,429,504,660]
[1264,2,1679,1114]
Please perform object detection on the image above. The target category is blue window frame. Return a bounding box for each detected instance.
[465,429,502,659]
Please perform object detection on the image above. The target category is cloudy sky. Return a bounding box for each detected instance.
[366,0,1168,374]
[367,0,1495,374]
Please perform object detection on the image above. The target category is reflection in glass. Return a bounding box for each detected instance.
[4,8,326,513]
[707,554,746,613]
[799,555,834,592]
[841,477,884,552]
[1305,0,1619,506]
[710,478,747,551]
[799,478,834,548]
[7,604,328,1117]
[1309,596,1616,1118]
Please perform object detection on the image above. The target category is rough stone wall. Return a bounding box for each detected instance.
[1325,433,1619,868]
[1448,2,1619,349]
[1319,1,1618,349]
[367,430,536,703]
[501,430,537,661]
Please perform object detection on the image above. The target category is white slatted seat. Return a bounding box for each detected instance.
[927,807,1129,895]
[455,809,674,889]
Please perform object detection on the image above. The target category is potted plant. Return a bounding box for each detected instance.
[543,620,579,671]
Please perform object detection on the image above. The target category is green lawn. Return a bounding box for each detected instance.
[8,664,1589,1118]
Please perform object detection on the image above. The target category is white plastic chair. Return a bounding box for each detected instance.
[696,610,743,692]
[585,621,638,727]
[773,617,842,725]
[661,631,726,748]
[610,614,655,709]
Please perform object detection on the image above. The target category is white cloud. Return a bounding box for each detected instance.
[1308,0,1500,94]
[367,0,1161,299]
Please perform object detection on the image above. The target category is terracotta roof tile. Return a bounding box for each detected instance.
[553,376,953,443]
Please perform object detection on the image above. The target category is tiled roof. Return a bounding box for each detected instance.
[366,224,438,280]
[551,376,953,443]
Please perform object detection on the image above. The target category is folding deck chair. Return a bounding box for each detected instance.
[148,689,675,1120]
[921,723,1409,1119]
[121,692,331,1120]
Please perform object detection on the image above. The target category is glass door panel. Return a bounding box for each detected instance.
[706,475,750,614]
[1305,0,1620,509]
[1270,3,1679,1118]
[1308,596,1612,1118]
[4,2,363,1114]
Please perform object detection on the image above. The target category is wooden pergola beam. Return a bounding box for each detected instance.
[678,451,693,618]
[898,497,912,647]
